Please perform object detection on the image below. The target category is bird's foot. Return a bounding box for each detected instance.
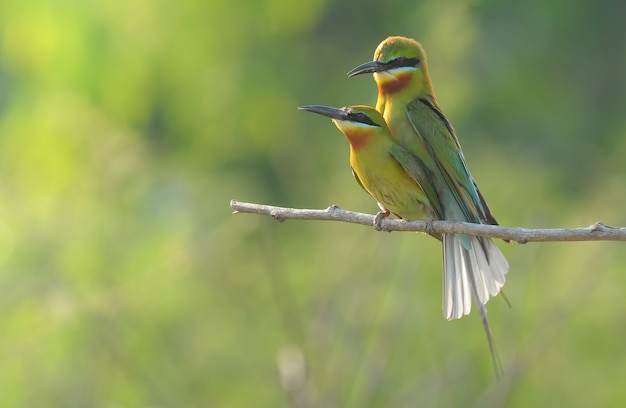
[373,210,391,231]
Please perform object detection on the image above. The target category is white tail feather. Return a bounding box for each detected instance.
[442,234,508,320]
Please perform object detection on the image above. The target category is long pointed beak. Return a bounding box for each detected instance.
[347,60,386,77]
[298,105,348,121]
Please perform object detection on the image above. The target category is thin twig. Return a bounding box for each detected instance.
[230,199,626,244]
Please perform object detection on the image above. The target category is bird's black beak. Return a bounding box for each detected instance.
[347,60,386,77]
[298,105,349,121]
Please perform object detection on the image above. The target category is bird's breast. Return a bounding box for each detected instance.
[352,157,432,220]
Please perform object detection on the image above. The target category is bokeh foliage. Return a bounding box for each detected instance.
[1,0,626,406]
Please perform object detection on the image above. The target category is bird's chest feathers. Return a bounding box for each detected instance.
[350,152,426,219]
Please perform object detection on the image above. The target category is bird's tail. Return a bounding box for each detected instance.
[442,233,508,375]
[442,233,508,320]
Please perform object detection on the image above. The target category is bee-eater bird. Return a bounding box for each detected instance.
[348,37,508,370]
[298,105,441,225]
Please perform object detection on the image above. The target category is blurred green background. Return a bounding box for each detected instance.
[1,0,626,406]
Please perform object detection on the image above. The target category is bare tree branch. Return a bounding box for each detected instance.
[230,200,626,244]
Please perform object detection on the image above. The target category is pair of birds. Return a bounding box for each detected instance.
[299,36,509,372]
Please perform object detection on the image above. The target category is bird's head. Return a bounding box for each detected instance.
[348,36,432,98]
[298,105,388,150]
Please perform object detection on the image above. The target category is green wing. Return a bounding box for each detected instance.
[406,98,497,225]
[388,143,443,220]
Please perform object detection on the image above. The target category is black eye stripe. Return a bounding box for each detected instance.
[348,112,380,127]
[388,57,420,69]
